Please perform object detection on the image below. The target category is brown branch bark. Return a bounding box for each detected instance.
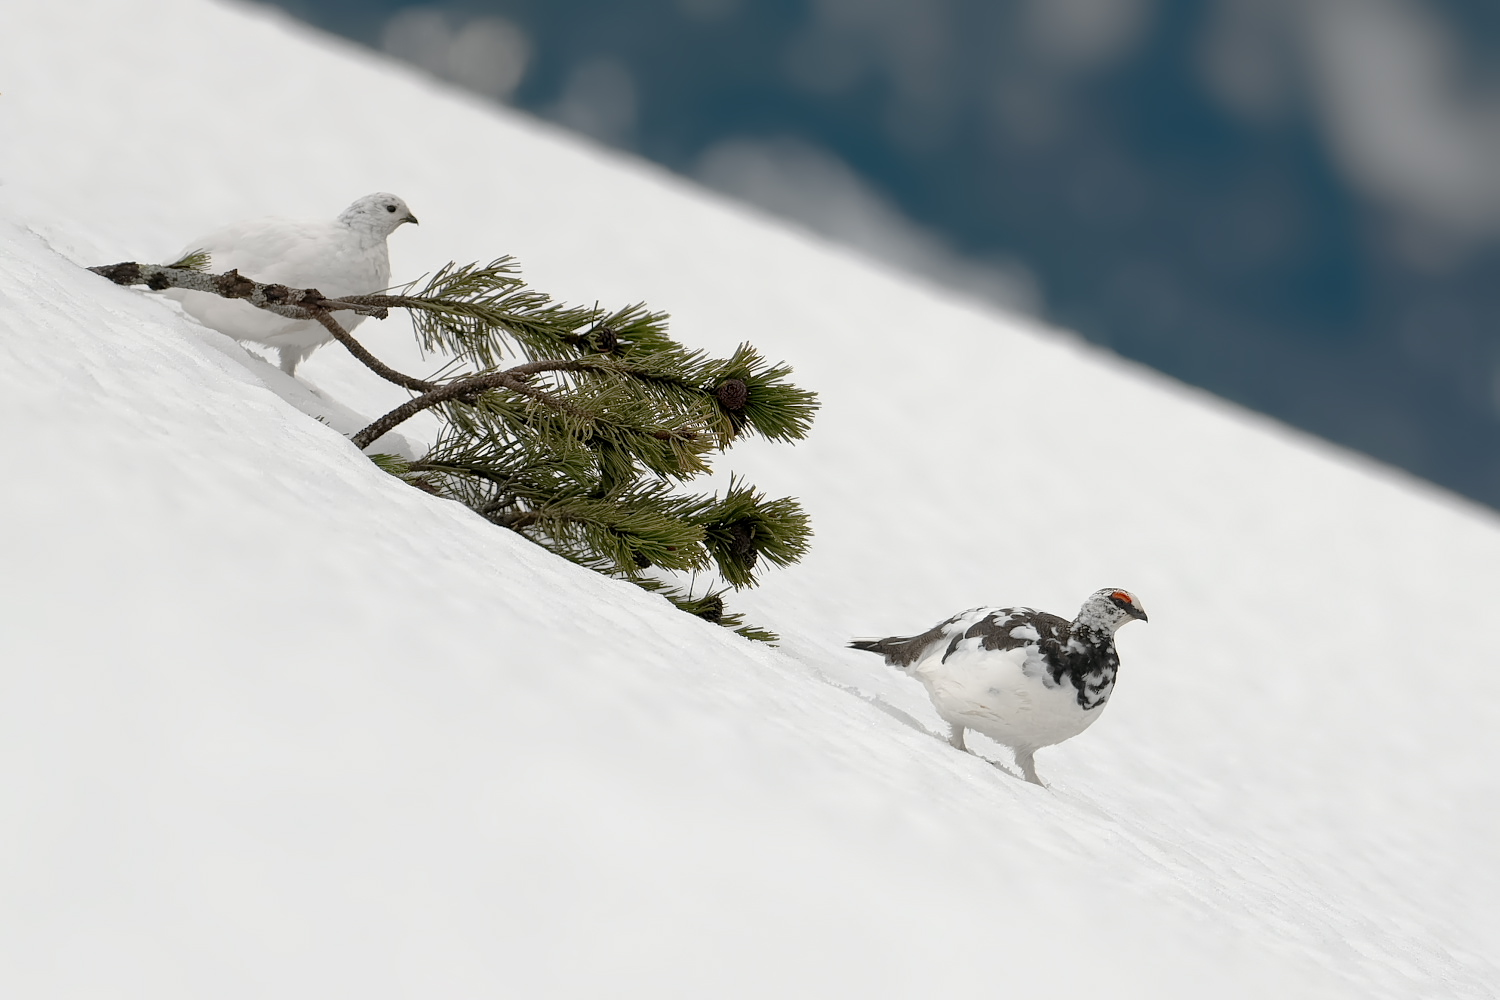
[304,310,438,392]
[88,262,392,319]
[88,261,442,392]
[489,509,542,529]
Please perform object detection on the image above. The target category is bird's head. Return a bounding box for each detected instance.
[340,192,420,235]
[1074,588,1148,634]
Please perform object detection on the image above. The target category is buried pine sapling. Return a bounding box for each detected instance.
[90,254,818,641]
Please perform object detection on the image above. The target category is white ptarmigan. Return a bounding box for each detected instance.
[850,588,1147,784]
[163,193,419,375]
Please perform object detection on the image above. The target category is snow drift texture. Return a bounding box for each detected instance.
[1,1,1496,996]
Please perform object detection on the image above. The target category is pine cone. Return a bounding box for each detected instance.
[727,520,758,566]
[715,378,749,412]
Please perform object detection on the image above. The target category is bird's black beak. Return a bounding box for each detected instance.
[403,213,419,225]
[1133,607,1149,622]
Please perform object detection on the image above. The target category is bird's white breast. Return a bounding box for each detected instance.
[907,630,1105,751]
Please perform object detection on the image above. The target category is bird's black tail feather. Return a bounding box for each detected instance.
[848,633,931,668]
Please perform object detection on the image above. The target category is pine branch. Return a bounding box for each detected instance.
[90,256,819,643]
[350,359,610,450]
[686,476,813,588]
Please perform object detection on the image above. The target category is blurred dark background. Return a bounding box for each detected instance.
[269,0,1500,509]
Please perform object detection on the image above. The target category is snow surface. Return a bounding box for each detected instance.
[2,0,1498,996]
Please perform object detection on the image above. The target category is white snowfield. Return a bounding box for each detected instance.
[0,1,1496,997]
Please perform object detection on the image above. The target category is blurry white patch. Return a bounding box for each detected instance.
[694,136,1041,313]
[550,58,639,147]
[381,8,449,77]
[1197,0,1296,123]
[382,8,531,101]
[447,18,531,99]
[1023,0,1156,71]
[1295,0,1500,250]
[788,0,955,148]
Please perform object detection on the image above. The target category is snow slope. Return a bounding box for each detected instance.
[1,1,1497,996]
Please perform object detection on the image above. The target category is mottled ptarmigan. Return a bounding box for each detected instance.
[850,588,1147,784]
[164,193,418,375]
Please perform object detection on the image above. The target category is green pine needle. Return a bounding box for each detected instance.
[690,476,813,588]
[167,248,211,271]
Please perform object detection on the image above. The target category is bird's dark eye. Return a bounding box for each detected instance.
[386,204,397,213]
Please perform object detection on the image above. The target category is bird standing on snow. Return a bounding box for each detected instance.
[850,588,1147,785]
[164,193,418,375]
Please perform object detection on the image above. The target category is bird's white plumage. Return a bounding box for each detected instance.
[852,589,1147,784]
[910,609,1105,753]
[163,193,417,374]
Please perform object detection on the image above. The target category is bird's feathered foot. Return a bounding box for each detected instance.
[1014,748,1043,785]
